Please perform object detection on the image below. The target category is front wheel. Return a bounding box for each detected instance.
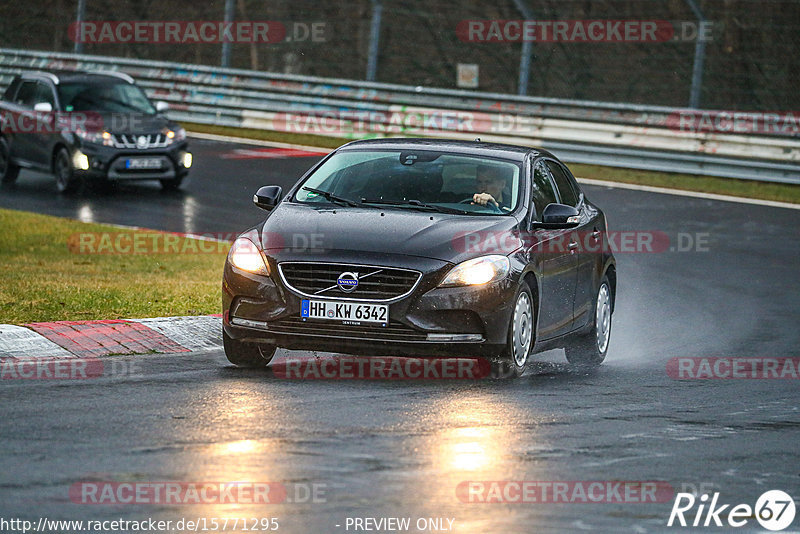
[54,148,81,194]
[565,276,612,367]
[223,330,276,368]
[496,283,535,377]
[0,138,20,184]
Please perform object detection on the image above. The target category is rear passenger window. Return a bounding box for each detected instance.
[546,160,579,207]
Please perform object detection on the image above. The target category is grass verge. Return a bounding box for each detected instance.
[185,121,800,204]
[0,208,228,324]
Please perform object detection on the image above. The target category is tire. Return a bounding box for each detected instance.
[223,330,276,368]
[496,283,535,377]
[160,175,184,191]
[565,275,612,367]
[0,138,20,184]
[54,147,80,194]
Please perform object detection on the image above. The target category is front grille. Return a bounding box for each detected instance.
[112,133,170,149]
[266,316,427,342]
[279,262,421,301]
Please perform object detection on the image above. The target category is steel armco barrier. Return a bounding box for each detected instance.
[1,48,798,184]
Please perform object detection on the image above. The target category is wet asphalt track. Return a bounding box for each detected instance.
[1,137,799,533]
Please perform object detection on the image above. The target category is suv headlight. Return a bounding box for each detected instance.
[228,237,269,275]
[75,129,114,147]
[164,126,186,144]
[438,255,510,287]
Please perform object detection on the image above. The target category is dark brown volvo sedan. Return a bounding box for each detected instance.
[222,138,616,375]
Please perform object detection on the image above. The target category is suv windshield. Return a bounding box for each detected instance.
[57,81,156,114]
[295,150,522,215]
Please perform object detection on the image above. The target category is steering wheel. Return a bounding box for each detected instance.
[459,197,503,213]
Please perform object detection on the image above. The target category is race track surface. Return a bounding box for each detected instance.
[1,137,798,533]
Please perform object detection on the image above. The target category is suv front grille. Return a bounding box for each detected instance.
[112,133,170,149]
[278,262,421,301]
[267,316,427,342]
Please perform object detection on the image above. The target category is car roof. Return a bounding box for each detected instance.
[338,137,553,162]
[19,70,134,85]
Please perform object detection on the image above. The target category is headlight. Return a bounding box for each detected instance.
[228,237,269,275]
[164,127,186,144]
[438,255,510,287]
[75,129,114,147]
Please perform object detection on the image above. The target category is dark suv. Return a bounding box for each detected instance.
[0,70,191,192]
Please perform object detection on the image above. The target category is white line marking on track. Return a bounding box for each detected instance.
[576,177,800,210]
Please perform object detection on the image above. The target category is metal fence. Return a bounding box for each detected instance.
[1,47,798,184]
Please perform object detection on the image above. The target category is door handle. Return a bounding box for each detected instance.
[568,241,579,250]
[591,230,601,240]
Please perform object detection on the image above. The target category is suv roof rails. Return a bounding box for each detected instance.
[24,71,61,85]
[97,71,135,84]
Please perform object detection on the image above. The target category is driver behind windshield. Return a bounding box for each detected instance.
[472,164,512,211]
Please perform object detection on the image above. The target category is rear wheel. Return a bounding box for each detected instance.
[495,283,535,377]
[0,138,20,184]
[565,276,612,367]
[54,147,80,194]
[223,330,276,368]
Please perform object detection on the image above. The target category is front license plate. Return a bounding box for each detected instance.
[301,299,388,324]
[125,158,162,170]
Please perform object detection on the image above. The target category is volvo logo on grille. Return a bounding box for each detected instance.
[136,135,148,149]
[337,272,359,293]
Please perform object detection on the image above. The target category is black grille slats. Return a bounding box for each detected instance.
[279,262,420,301]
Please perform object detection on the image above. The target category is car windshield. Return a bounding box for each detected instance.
[57,81,156,114]
[294,150,522,215]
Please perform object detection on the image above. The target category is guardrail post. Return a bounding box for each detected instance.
[366,0,382,81]
[221,0,236,68]
[74,0,87,54]
[685,0,706,109]
[512,0,534,95]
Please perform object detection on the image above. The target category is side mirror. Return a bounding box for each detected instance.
[253,185,283,211]
[531,203,580,229]
[155,101,170,112]
[34,102,53,113]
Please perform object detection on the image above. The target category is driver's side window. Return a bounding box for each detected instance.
[531,161,557,220]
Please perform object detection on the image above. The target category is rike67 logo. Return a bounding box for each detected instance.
[668,490,796,530]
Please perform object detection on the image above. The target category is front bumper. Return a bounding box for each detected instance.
[222,253,518,358]
[73,140,190,181]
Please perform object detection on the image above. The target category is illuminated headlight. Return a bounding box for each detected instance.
[228,237,269,275]
[165,127,186,144]
[438,255,510,287]
[75,129,114,147]
[72,150,90,171]
[181,151,193,168]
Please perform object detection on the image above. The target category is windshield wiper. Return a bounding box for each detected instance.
[302,187,362,207]
[361,198,471,215]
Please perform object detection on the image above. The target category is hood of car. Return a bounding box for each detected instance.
[95,113,174,135]
[258,202,521,264]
